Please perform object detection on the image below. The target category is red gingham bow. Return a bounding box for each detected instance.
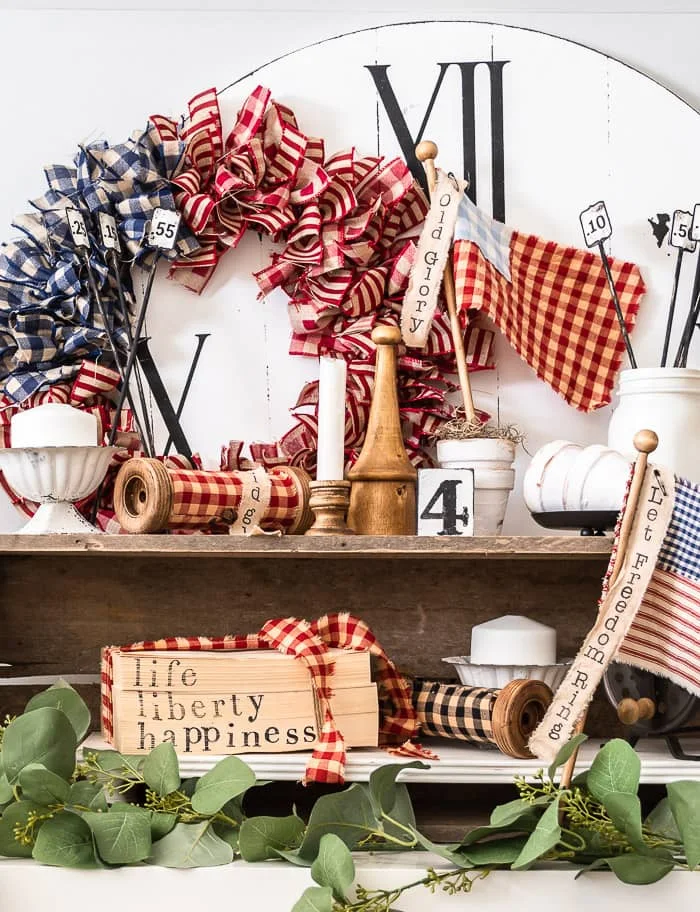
[101,612,419,784]
[150,87,329,293]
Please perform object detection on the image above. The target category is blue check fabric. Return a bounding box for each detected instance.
[657,476,700,582]
[0,125,199,402]
[454,194,513,281]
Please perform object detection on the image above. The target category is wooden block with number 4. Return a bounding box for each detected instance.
[417,468,475,537]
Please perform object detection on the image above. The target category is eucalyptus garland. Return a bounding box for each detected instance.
[0,682,697,910]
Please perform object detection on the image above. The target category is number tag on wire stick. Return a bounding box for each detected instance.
[670,210,696,251]
[65,208,90,249]
[98,212,120,251]
[147,208,181,250]
[690,204,700,242]
[579,201,612,247]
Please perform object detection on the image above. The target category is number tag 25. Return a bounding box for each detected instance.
[417,468,475,537]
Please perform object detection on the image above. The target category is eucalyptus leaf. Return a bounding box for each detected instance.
[311,833,355,901]
[489,796,551,828]
[25,681,90,742]
[411,828,467,865]
[82,749,129,773]
[587,739,640,802]
[2,708,77,784]
[602,791,644,850]
[291,885,334,912]
[32,811,97,868]
[212,821,239,853]
[461,835,529,865]
[547,733,588,781]
[645,797,681,841]
[511,797,561,870]
[142,743,180,797]
[68,781,108,812]
[667,780,700,869]
[83,806,152,864]
[190,755,256,815]
[148,821,233,868]
[150,811,177,841]
[0,773,13,804]
[382,783,417,840]
[239,814,306,862]
[460,819,538,848]
[605,853,674,884]
[18,764,70,805]
[298,783,377,860]
[0,800,50,857]
[368,761,428,817]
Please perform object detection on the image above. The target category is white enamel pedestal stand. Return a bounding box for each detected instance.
[0,446,119,533]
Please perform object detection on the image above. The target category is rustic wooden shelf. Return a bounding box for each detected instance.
[83,734,700,785]
[0,533,612,559]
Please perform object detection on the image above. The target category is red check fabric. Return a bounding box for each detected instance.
[101,612,418,784]
[453,205,646,412]
[166,465,300,530]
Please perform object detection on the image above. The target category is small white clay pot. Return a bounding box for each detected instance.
[436,437,516,535]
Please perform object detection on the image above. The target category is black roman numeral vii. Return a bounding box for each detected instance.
[365,61,509,222]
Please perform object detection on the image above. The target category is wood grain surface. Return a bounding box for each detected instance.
[0,547,627,737]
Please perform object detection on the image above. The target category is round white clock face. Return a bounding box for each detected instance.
[145,21,695,532]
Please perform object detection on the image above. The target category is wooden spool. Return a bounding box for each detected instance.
[492,679,554,759]
[347,325,417,535]
[113,458,313,534]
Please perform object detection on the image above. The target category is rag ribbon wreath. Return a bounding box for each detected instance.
[0,84,494,527]
[102,612,426,784]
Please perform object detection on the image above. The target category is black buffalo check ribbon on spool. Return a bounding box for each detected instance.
[412,678,553,759]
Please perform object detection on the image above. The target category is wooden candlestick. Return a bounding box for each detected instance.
[305,480,354,536]
[347,325,417,535]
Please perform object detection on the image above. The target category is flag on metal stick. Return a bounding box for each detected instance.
[452,195,646,412]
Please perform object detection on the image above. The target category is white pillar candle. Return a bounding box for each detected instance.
[11,404,99,448]
[316,356,347,481]
[470,615,557,665]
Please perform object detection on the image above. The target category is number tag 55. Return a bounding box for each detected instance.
[147,208,182,250]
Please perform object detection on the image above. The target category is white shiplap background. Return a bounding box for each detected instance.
[0,2,698,533]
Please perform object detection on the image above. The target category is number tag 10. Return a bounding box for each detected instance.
[417,468,475,537]
[147,208,181,250]
[579,200,612,248]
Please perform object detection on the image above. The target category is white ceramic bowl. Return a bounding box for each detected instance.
[0,446,118,501]
[443,656,571,691]
[0,446,120,533]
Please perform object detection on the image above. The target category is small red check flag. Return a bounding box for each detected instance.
[453,196,646,411]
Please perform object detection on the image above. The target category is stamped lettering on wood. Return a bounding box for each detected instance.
[417,468,475,537]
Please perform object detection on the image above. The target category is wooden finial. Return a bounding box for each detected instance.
[616,696,656,726]
[634,429,659,455]
[347,323,417,535]
[371,324,401,346]
[415,140,477,425]
[415,140,438,162]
